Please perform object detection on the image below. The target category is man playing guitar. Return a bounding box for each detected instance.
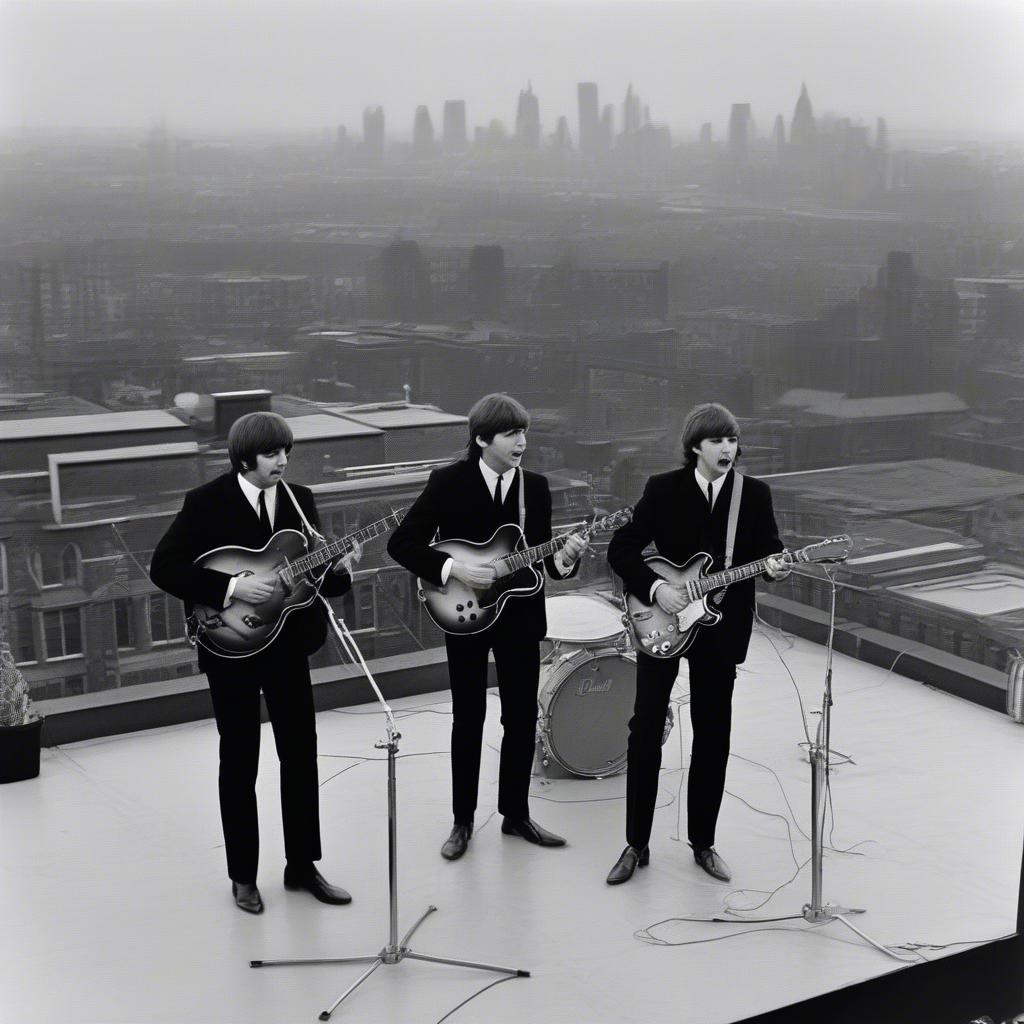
[150,411,360,914]
[606,403,790,885]
[387,394,588,861]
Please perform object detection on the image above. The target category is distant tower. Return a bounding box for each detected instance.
[553,116,572,152]
[578,82,599,157]
[600,104,614,153]
[790,83,816,148]
[362,106,385,165]
[772,113,786,156]
[412,105,435,159]
[442,100,468,154]
[515,83,541,150]
[727,103,752,159]
[875,116,888,151]
[623,83,642,135]
[699,122,712,146]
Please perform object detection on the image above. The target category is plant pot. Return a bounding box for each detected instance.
[0,717,43,783]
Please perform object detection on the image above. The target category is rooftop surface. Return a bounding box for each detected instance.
[2,628,1020,1024]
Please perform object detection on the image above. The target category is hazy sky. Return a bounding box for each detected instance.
[3,0,1023,141]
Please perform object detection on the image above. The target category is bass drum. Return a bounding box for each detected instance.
[536,647,637,779]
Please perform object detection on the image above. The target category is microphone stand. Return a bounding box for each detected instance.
[250,596,529,1020]
[797,567,908,960]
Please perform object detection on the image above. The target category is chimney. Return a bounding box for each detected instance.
[211,390,273,437]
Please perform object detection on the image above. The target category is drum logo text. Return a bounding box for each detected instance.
[577,676,613,696]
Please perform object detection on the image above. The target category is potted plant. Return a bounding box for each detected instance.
[0,612,42,783]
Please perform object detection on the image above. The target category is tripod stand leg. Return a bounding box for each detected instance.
[251,954,380,968]
[397,904,438,948]
[404,950,530,977]
[318,957,385,1021]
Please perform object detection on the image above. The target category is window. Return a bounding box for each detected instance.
[11,606,36,665]
[62,545,81,585]
[113,599,135,650]
[149,594,185,644]
[32,549,63,588]
[43,608,83,660]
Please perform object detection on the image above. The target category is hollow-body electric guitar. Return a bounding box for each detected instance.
[418,508,633,636]
[622,535,852,658]
[186,509,406,658]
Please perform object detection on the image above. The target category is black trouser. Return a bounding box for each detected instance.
[444,625,541,826]
[205,645,322,883]
[625,640,737,852]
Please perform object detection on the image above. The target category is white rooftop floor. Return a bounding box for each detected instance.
[2,626,1021,1024]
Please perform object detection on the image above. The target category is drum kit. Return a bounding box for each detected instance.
[535,593,674,779]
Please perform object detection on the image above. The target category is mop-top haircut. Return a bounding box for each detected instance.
[228,412,294,474]
[466,393,530,461]
[681,403,741,469]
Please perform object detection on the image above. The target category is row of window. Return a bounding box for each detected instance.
[11,594,185,666]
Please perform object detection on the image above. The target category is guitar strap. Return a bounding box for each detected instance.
[517,467,526,533]
[279,481,326,543]
[711,471,743,606]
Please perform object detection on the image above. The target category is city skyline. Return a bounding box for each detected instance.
[2,0,1023,141]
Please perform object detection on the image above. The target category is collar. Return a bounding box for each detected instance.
[478,459,516,494]
[236,473,278,512]
[695,467,729,506]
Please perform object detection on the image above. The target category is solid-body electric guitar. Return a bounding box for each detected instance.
[622,535,852,658]
[186,509,406,657]
[419,508,633,635]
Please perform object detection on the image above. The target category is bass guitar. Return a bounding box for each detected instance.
[622,535,851,658]
[418,508,633,635]
[186,509,406,658]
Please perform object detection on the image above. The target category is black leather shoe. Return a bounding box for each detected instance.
[441,823,473,861]
[692,846,731,882]
[283,865,352,905]
[500,817,566,847]
[231,881,264,914]
[606,845,650,885]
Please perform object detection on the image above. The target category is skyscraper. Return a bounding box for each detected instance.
[442,100,467,154]
[600,105,614,153]
[622,84,642,136]
[875,116,889,152]
[790,83,816,148]
[772,113,786,157]
[727,103,752,159]
[515,83,541,150]
[412,105,435,159]
[362,106,385,166]
[577,82,599,157]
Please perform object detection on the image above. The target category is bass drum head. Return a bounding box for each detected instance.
[537,648,636,778]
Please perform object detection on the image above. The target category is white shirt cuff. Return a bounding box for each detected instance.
[650,579,665,603]
[224,576,237,608]
[440,558,453,585]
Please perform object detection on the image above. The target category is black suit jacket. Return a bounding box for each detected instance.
[150,472,351,671]
[386,459,577,642]
[607,468,783,664]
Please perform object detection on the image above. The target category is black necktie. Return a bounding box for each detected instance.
[707,481,714,509]
[258,490,272,532]
[492,476,504,511]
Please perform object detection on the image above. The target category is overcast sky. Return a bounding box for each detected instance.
[2,0,1022,141]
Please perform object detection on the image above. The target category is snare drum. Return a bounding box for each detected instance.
[536,647,637,778]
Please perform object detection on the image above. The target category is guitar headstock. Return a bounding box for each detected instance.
[793,534,853,565]
[591,506,633,534]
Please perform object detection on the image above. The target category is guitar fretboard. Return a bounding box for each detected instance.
[289,510,405,576]
[692,557,776,598]
[493,512,627,573]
